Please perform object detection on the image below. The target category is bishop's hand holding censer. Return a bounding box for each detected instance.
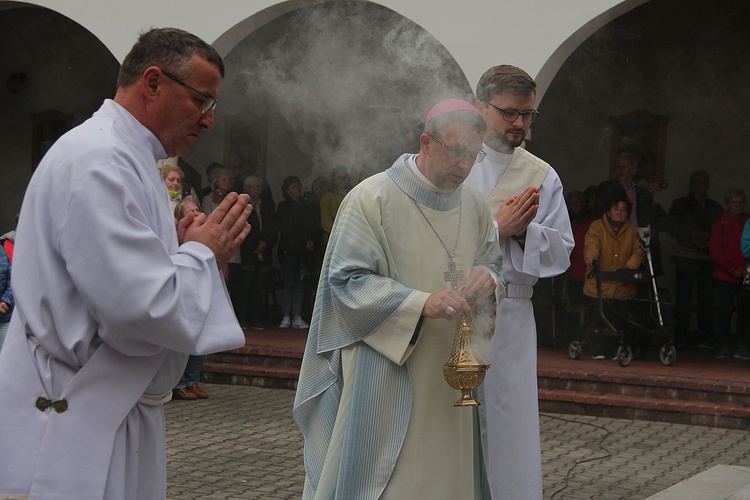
[442,285,495,407]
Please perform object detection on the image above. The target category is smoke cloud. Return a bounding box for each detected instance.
[465,294,497,365]
[220,2,473,190]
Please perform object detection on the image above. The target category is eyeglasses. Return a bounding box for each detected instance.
[427,134,487,163]
[161,70,217,114]
[482,101,538,124]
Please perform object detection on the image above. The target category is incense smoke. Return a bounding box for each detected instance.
[219,2,473,192]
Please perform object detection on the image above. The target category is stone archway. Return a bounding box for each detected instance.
[535,0,650,105]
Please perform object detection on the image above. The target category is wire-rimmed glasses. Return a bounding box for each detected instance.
[482,101,538,124]
[162,70,217,114]
[427,134,487,163]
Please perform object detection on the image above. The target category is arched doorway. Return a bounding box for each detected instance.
[527,0,750,343]
[0,3,119,231]
[186,1,474,196]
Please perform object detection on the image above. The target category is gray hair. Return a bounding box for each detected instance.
[615,151,641,169]
[117,27,224,88]
[243,175,263,192]
[723,188,746,207]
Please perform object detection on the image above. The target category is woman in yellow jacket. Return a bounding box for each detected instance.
[584,198,644,298]
[584,197,644,358]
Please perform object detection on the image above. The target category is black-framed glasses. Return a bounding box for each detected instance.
[483,101,538,124]
[427,134,486,163]
[162,70,217,114]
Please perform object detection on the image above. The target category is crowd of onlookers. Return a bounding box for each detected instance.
[158,161,369,335]
[562,153,750,361]
[158,152,750,365]
[6,152,748,367]
[159,160,367,399]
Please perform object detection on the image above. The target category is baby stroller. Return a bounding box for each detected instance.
[568,226,676,366]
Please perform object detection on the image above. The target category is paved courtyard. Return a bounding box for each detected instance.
[165,384,750,499]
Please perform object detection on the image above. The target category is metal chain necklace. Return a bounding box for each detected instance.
[413,200,464,290]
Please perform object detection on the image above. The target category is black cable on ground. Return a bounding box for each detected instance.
[540,413,613,499]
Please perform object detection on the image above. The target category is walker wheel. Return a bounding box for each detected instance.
[617,345,633,367]
[568,341,582,360]
[659,344,677,365]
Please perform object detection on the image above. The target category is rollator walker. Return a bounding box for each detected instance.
[567,225,677,367]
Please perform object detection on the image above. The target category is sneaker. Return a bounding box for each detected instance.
[592,353,606,360]
[292,318,309,329]
[733,347,750,360]
[716,346,732,359]
[279,316,291,328]
[250,322,265,330]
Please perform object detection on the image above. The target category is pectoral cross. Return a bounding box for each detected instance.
[444,260,464,290]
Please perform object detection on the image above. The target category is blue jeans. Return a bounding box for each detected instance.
[175,355,205,389]
[673,258,715,342]
[281,255,305,317]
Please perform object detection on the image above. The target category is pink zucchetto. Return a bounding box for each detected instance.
[424,99,480,125]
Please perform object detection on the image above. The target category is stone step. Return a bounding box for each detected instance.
[207,351,302,369]
[538,388,750,430]
[200,334,750,430]
[538,368,750,407]
[202,362,299,390]
[221,340,304,360]
[201,330,304,389]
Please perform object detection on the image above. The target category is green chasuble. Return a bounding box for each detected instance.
[294,154,505,500]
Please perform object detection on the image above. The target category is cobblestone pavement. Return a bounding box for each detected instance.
[165,384,750,499]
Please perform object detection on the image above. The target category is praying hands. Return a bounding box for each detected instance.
[178,192,253,269]
[497,186,539,238]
